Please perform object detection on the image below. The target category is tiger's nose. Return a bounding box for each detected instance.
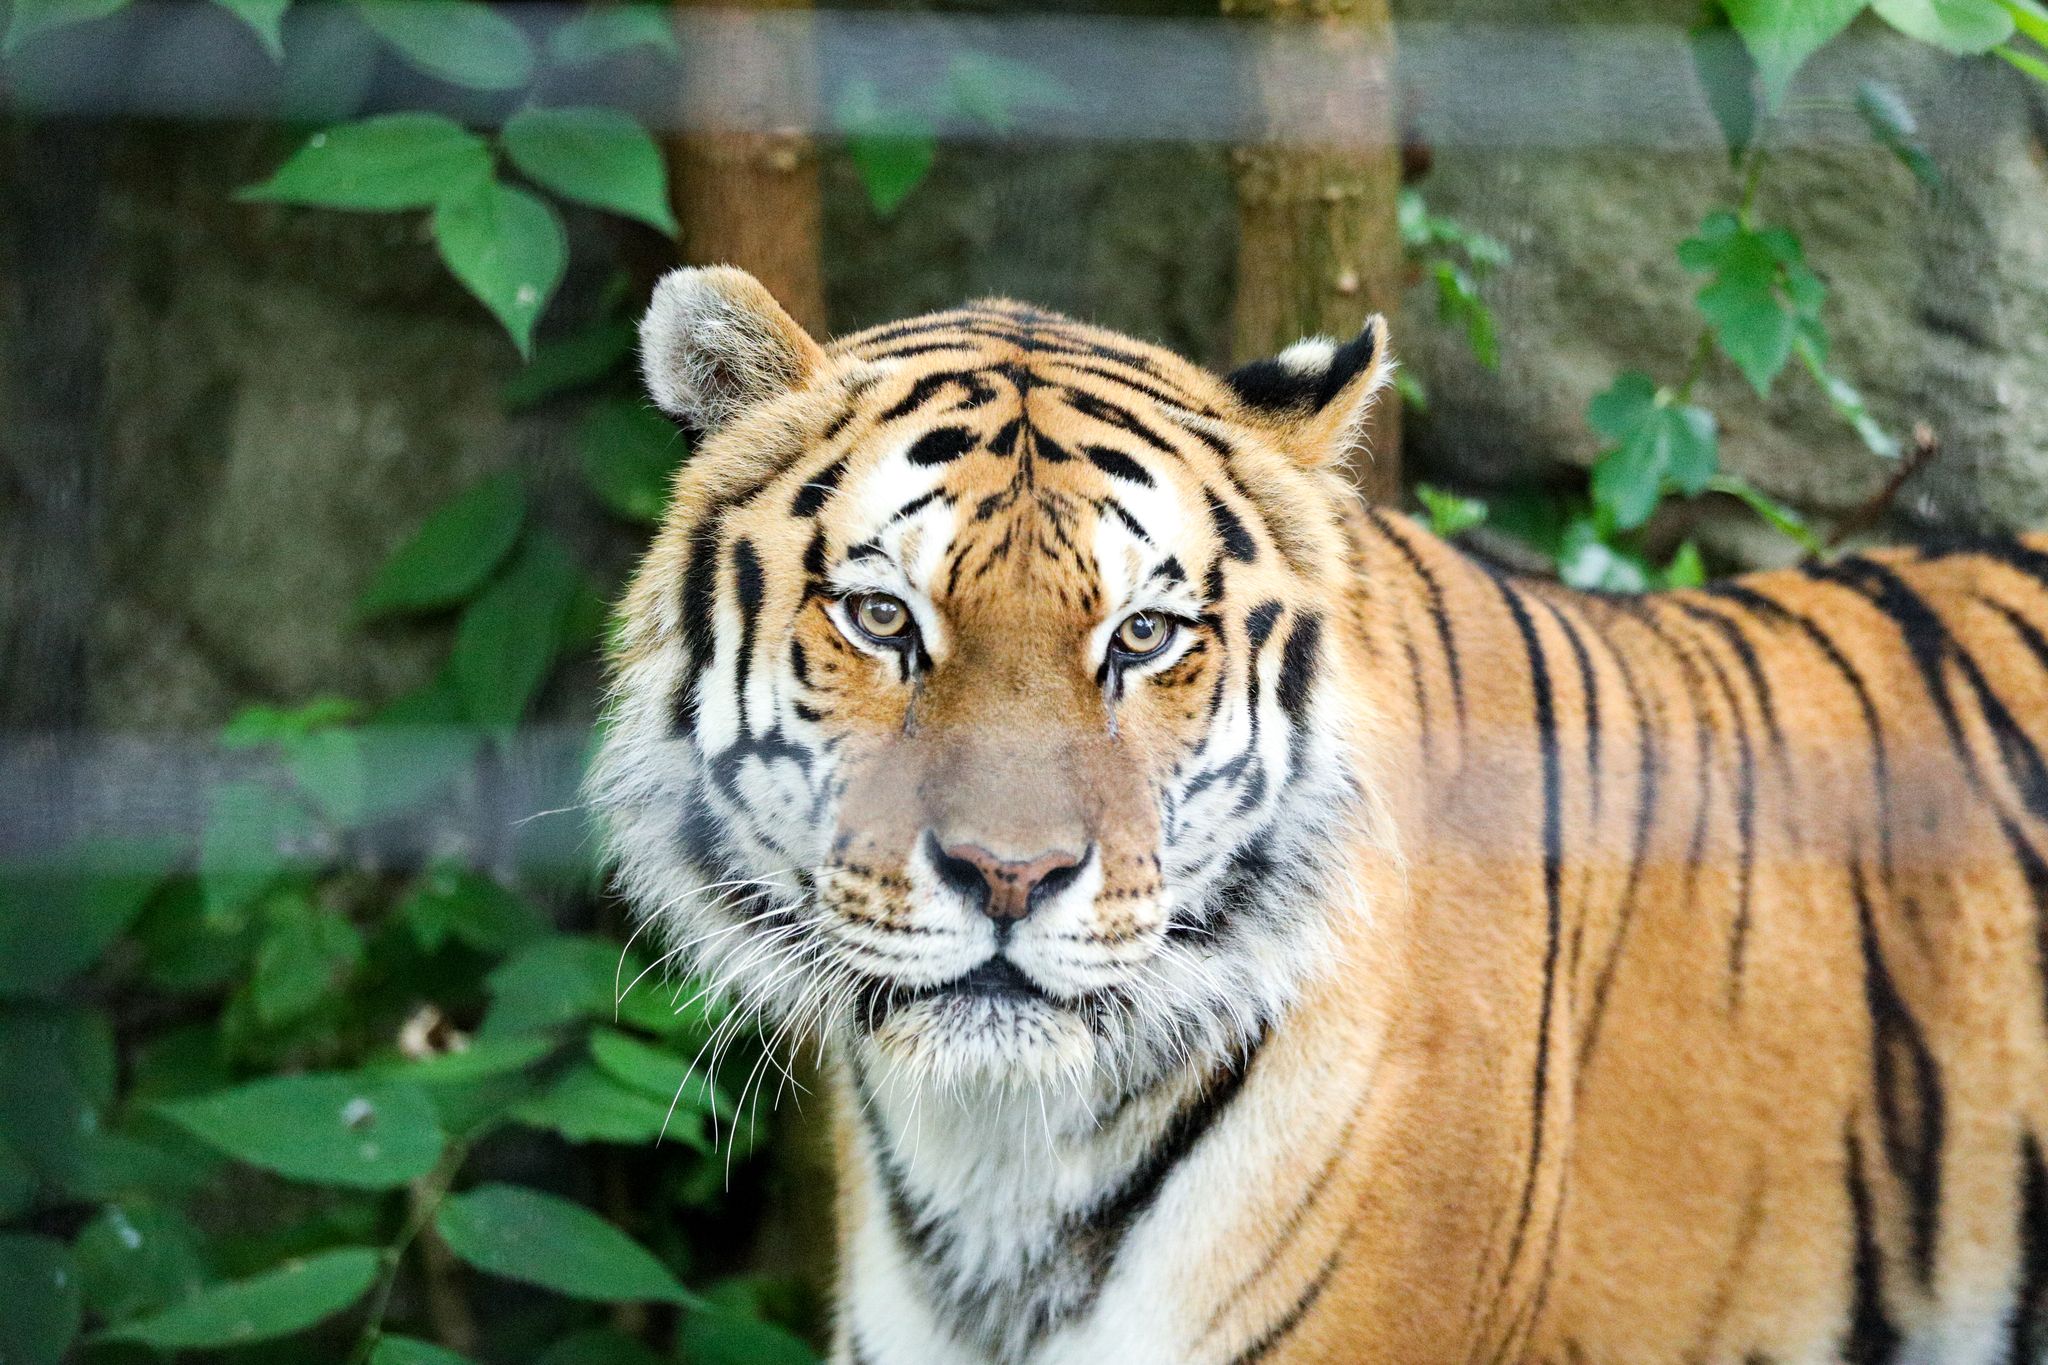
[928,835,1087,923]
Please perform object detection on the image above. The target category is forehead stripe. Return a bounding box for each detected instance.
[1083,444,1155,487]
[1206,489,1258,562]
[906,426,978,466]
[790,457,847,517]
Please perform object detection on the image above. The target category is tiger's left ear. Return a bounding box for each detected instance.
[1222,316,1396,468]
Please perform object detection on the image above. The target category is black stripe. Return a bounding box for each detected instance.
[1072,1031,1268,1301]
[1228,1244,1344,1365]
[1491,574,1564,1306]
[1084,442,1156,486]
[1207,489,1258,562]
[1277,612,1323,768]
[1369,509,1467,727]
[2014,1131,2048,1364]
[1666,605,1759,999]
[905,425,978,467]
[1853,859,1944,1287]
[1579,627,1658,1078]
[1812,555,2048,824]
[790,458,846,517]
[1245,600,1284,653]
[1844,1130,1902,1363]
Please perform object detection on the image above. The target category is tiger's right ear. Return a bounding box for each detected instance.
[639,266,826,441]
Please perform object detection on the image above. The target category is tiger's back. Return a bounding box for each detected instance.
[1352,521,2048,1363]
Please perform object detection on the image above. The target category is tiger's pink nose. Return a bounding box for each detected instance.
[930,838,1086,923]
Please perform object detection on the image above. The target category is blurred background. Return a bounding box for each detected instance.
[3,0,2046,1360]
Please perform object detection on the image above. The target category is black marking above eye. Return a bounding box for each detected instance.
[1084,444,1154,487]
[906,426,978,467]
[1206,489,1258,562]
[791,458,847,517]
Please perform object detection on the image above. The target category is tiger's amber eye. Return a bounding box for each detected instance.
[852,593,910,641]
[1114,611,1174,657]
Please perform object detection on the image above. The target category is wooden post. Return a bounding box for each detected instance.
[667,0,827,334]
[1227,0,1403,502]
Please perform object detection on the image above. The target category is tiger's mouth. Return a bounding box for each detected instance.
[860,955,1051,1033]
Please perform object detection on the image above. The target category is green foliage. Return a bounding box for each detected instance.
[0,420,816,1360]
[435,1184,704,1305]
[547,5,678,65]
[1678,212,1825,397]
[241,115,494,213]
[502,107,679,237]
[839,51,1070,216]
[356,473,528,622]
[353,0,536,91]
[100,1247,382,1348]
[213,0,290,57]
[432,181,569,359]
[1399,190,1510,371]
[1856,80,1942,189]
[580,399,688,524]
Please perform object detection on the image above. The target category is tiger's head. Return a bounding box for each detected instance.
[593,268,1397,1098]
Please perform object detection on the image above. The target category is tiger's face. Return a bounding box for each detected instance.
[594,269,1395,1095]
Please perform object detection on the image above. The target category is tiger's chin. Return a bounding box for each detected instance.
[862,987,1100,1090]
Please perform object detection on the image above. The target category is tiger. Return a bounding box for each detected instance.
[590,265,2048,1365]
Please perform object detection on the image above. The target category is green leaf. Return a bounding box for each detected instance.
[502,317,636,410]
[435,1183,702,1304]
[252,889,364,1025]
[135,881,256,994]
[0,1235,80,1364]
[1873,0,2014,51]
[1587,370,1659,444]
[534,1328,667,1365]
[369,1034,557,1086]
[373,1336,478,1365]
[0,855,160,996]
[160,1074,444,1188]
[1679,212,1826,396]
[678,1310,821,1365]
[73,1203,208,1325]
[501,106,677,235]
[1720,0,1868,107]
[1707,474,1827,555]
[1587,374,1719,532]
[398,862,549,954]
[198,781,325,918]
[286,727,371,825]
[1413,484,1488,539]
[221,697,362,747]
[2,0,128,53]
[483,934,622,1036]
[1856,80,1941,188]
[591,1028,730,1120]
[357,473,527,620]
[1796,334,1902,459]
[240,114,492,211]
[212,0,289,56]
[433,181,567,357]
[941,49,1071,132]
[452,532,581,725]
[1664,541,1709,589]
[99,1247,380,1349]
[1996,38,2048,80]
[354,0,535,90]
[2004,0,2048,41]
[547,5,677,64]
[1557,520,1652,593]
[580,399,687,523]
[839,78,935,217]
[511,1062,684,1144]
[1690,17,1759,161]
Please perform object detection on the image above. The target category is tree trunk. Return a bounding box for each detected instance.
[666,0,827,334]
[1227,0,1403,502]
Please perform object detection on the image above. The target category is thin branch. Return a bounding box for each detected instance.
[1828,422,1941,548]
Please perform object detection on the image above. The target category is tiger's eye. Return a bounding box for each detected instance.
[853,593,910,641]
[1114,611,1174,657]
